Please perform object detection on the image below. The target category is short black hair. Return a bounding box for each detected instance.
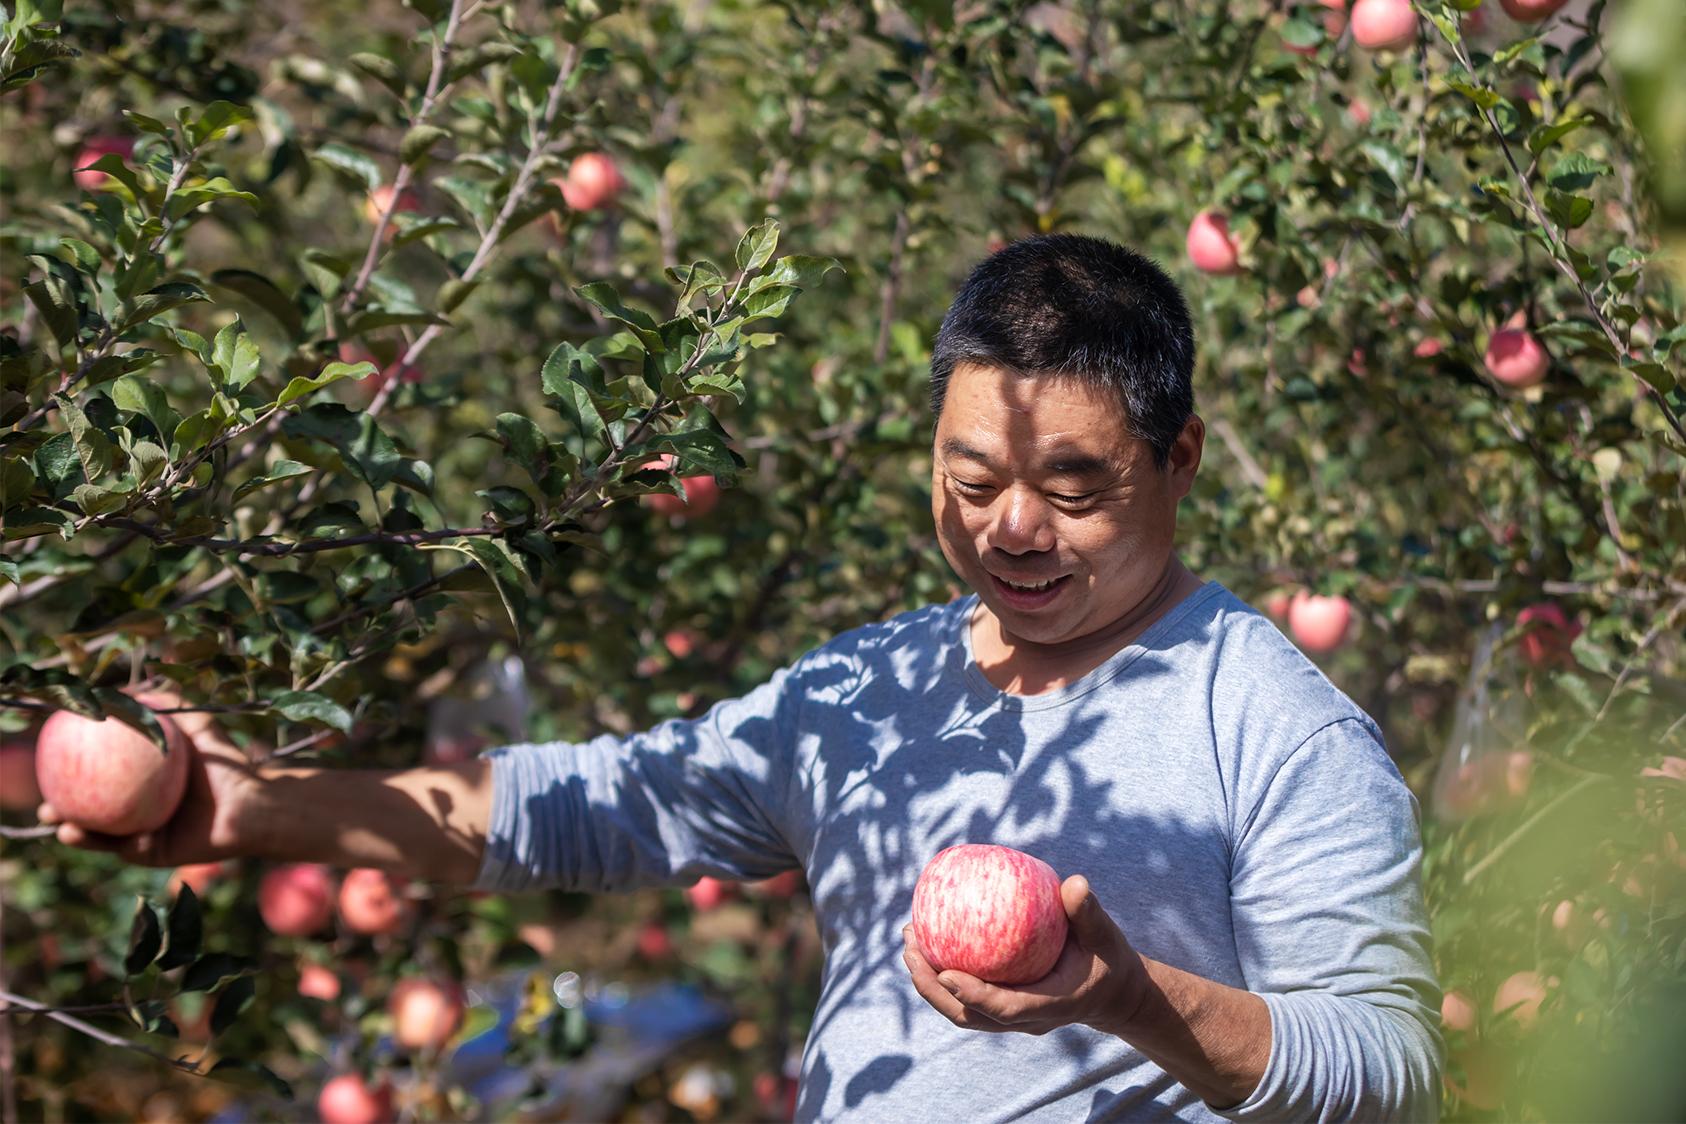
[930,234,1195,469]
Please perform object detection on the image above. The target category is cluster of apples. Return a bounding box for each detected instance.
[1197,0,1568,391]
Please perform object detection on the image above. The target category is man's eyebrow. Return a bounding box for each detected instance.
[939,438,1114,478]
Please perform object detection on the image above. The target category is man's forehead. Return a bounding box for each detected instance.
[937,435,1129,476]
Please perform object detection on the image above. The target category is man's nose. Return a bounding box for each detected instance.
[984,487,1057,555]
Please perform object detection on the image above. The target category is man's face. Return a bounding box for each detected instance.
[931,362,1195,648]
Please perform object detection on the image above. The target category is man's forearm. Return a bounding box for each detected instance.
[1097,954,1272,1110]
[241,760,494,884]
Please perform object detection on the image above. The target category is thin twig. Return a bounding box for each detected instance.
[0,989,202,1075]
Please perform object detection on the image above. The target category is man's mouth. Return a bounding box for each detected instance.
[988,573,1072,607]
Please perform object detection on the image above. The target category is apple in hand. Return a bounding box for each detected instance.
[911,843,1068,985]
[35,700,191,835]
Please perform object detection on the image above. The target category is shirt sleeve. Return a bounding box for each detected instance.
[472,660,806,894]
[1215,718,1444,1123]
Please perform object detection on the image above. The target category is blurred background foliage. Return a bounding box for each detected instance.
[1,0,1683,1119]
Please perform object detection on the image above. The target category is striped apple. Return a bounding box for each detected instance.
[911,843,1068,985]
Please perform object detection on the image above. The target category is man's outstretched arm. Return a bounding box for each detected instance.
[39,695,494,884]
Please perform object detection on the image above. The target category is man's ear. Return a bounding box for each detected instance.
[1167,413,1205,498]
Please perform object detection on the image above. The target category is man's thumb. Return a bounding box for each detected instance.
[1062,875,1113,942]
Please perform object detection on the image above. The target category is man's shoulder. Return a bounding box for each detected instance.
[1192,584,1384,748]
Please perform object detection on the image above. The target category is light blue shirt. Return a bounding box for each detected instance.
[477,582,1442,1121]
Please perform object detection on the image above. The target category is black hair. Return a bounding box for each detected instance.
[930,234,1195,469]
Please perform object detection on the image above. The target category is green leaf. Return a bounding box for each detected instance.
[400,124,451,165]
[181,952,246,993]
[71,482,125,516]
[276,360,374,407]
[211,321,262,390]
[210,270,303,340]
[186,100,253,146]
[445,41,525,84]
[210,976,255,1035]
[1527,117,1592,154]
[496,413,549,474]
[24,280,77,348]
[117,283,210,333]
[735,219,780,272]
[764,255,843,290]
[423,538,529,640]
[1547,152,1612,192]
[159,884,203,971]
[1544,190,1594,230]
[349,51,405,96]
[207,1059,291,1098]
[574,282,664,352]
[56,237,100,272]
[269,690,352,732]
[231,459,312,501]
[437,277,480,314]
[124,899,163,977]
[1445,77,1503,111]
[54,394,114,483]
[312,143,381,189]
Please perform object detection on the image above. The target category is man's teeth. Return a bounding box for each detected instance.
[1003,577,1059,592]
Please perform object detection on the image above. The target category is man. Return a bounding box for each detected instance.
[45,235,1442,1121]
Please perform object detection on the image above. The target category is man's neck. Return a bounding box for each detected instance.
[970,558,1205,697]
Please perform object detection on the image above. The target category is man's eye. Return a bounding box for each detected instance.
[1051,492,1095,505]
[953,479,992,494]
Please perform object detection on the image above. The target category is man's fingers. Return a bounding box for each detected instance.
[36,802,62,825]
[902,927,1012,1032]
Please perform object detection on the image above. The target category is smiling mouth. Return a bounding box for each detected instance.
[987,573,1073,607]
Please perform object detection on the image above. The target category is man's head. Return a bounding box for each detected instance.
[929,234,1204,648]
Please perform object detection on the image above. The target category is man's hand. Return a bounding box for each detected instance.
[902,874,1144,1036]
[37,691,262,868]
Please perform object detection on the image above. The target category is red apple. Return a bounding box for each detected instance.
[1501,749,1534,799]
[641,454,722,518]
[685,876,732,911]
[1263,591,1294,622]
[318,1073,395,1124]
[1548,899,1589,949]
[338,868,409,936]
[1413,337,1443,358]
[635,920,673,960]
[1350,0,1416,49]
[73,136,135,191]
[388,977,465,1051]
[1287,592,1352,654]
[259,863,337,937]
[35,699,191,835]
[1499,0,1568,20]
[559,152,624,212]
[1484,328,1548,388]
[1348,98,1372,126]
[298,961,342,1002]
[911,843,1068,985]
[1186,211,1241,275]
[1441,989,1477,1033]
[169,861,229,896]
[0,734,41,811]
[1493,970,1552,1028]
[1516,602,1580,667]
[663,629,700,660]
[362,183,421,229]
